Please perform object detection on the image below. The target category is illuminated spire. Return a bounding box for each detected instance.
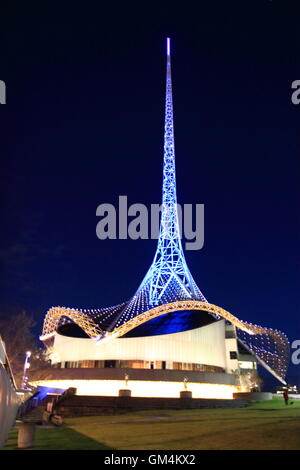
[111,38,207,329]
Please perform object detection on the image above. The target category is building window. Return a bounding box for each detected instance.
[80,360,94,368]
[238,361,255,370]
[230,351,238,360]
[105,360,116,368]
[95,360,105,368]
[173,362,224,373]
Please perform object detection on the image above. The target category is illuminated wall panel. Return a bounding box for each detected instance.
[50,320,227,369]
[30,378,239,399]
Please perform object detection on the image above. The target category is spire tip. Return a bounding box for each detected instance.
[166,37,170,56]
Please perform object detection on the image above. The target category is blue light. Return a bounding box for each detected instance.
[167,37,170,56]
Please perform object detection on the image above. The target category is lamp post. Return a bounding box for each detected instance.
[21,351,31,390]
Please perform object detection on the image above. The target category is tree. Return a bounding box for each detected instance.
[0,311,49,387]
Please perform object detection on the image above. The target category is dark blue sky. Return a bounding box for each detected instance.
[1,2,299,381]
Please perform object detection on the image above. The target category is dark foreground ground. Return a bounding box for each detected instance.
[4,397,300,450]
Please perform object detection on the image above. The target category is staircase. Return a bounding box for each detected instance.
[17,386,75,423]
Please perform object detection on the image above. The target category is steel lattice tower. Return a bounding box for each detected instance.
[110,38,207,330]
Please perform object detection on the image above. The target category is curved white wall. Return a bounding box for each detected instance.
[50,320,227,369]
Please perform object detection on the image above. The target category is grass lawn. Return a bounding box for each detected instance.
[4,397,300,450]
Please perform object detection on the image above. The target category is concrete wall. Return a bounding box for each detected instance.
[233,392,272,402]
[225,337,239,373]
[30,366,239,385]
[52,395,249,417]
[50,320,228,369]
[0,341,20,448]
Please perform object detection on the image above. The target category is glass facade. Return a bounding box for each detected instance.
[58,360,224,373]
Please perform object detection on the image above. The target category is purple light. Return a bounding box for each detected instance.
[167,37,170,56]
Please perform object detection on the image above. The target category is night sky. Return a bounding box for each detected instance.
[1,2,299,383]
